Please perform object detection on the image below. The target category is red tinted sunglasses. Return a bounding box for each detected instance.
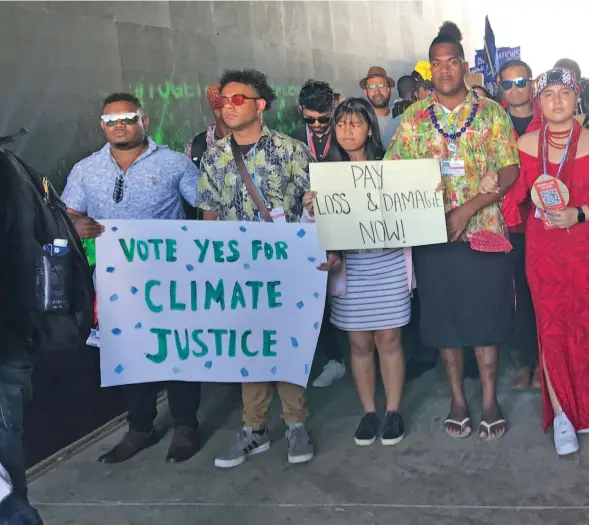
[216,94,260,108]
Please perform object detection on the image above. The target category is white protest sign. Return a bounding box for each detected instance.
[310,159,448,251]
[96,220,327,388]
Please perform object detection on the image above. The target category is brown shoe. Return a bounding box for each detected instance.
[166,426,201,463]
[98,429,158,463]
[511,366,532,390]
[531,367,542,389]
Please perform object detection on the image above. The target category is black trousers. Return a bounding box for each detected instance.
[316,299,344,363]
[509,233,538,369]
[403,291,438,365]
[126,381,201,433]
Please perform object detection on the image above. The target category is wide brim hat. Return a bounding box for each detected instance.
[359,66,395,89]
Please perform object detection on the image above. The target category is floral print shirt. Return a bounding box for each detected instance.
[198,126,312,222]
[386,90,519,236]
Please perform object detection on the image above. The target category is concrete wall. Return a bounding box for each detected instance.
[0,1,480,191]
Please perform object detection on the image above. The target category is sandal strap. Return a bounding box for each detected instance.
[479,419,506,430]
[444,417,471,429]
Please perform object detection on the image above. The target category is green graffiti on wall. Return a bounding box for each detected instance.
[130,79,304,151]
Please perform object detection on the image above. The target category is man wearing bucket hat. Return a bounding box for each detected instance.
[360,66,397,147]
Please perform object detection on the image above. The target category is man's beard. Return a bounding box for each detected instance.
[112,137,145,150]
[369,96,391,109]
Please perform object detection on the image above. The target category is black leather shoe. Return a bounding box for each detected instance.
[98,429,158,463]
[166,426,201,463]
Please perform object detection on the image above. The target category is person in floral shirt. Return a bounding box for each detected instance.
[199,68,318,470]
[386,22,519,442]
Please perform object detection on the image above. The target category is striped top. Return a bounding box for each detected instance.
[330,249,411,331]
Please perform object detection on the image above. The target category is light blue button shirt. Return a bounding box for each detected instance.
[61,137,199,220]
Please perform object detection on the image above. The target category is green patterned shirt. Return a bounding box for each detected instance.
[198,126,312,222]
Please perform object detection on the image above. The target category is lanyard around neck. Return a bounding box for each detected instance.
[306,126,332,160]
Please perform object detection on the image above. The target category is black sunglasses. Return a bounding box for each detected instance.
[500,77,529,90]
[303,115,331,125]
[113,175,124,203]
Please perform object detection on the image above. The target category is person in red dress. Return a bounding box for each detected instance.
[480,68,589,456]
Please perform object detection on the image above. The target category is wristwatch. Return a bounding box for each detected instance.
[577,207,586,224]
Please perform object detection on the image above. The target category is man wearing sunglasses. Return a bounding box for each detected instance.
[360,66,397,147]
[290,80,346,388]
[497,60,542,392]
[291,80,340,162]
[199,68,339,469]
[62,92,203,465]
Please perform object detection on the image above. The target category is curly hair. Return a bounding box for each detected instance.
[219,69,277,111]
[102,92,142,112]
[429,21,465,60]
[298,80,334,113]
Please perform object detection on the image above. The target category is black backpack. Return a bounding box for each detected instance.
[0,147,94,355]
[189,131,208,169]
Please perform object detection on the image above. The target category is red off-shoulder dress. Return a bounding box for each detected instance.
[503,150,589,432]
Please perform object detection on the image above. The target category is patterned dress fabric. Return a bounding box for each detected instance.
[385,90,519,237]
[503,151,589,432]
[198,126,312,222]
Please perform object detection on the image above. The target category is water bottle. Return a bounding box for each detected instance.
[52,239,69,256]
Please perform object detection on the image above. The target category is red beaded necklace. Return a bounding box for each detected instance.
[537,120,582,179]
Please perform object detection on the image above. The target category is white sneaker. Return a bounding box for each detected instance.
[312,360,346,387]
[553,411,579,456]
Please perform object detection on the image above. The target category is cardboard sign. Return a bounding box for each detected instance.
[309,159,447,251]
[96,220,327,388]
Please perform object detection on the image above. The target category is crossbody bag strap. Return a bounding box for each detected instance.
[230,137,273,223]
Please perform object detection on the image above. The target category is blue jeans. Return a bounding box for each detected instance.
[0,355,43,525]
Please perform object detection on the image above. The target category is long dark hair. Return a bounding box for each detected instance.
[332,98,384,161]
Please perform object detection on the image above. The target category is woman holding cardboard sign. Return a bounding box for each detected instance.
[303,98,411,447]
[484,68,589,456]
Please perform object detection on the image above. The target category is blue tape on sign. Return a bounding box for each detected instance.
[134,322,142,329]
[239,226,247,232]
[243,263,250,269]
[304,364,309,375]
[109,294,118,302]
[204,361,213,369]
[111,226,118,232]
[271,367,277,375]
[112,328,122,335]
[307,257,317,263]
[130,286,138,294]
[114,365,124,374]
[172,366,180,374]
[181,225,188,231]
[291,337,299,348]
[313,322,319,330]
[313,292,319,298]
[240,367,249,377]
[297,301,304,309]
[106,267,115,273]
[297,229,306,238]
[186,264,194,272]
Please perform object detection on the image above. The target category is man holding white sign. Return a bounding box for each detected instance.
[199,68,339,468]
[386,22,519,442]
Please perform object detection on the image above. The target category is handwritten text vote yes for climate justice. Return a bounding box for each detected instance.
[117,236,288,363]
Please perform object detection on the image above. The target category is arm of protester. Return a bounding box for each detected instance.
[61,163,105,239]
[317,251,343,272]
[178,157,200,208]
[478,171,500,194]
[198,151,221,221]
[284,141,313,223]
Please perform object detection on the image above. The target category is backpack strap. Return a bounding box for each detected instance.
[190,132,208,168]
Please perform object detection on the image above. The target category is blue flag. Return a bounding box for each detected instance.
[483,16,498,96]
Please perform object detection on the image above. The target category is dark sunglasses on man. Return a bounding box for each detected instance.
[500,77,529,91]
[215,94,260,109]
[303,115,331,125]
[101,112,143,127]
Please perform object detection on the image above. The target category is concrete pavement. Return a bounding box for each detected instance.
[29,358,589,525]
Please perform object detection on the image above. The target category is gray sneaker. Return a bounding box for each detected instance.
[214,426,270,469]
[286,424,315,464]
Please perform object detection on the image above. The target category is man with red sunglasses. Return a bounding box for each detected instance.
[497,60,542,391]
[199,68,339,469]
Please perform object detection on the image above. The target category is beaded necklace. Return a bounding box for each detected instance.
[428,91,479,152]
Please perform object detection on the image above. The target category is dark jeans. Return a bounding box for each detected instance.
[126,381,201,433]
[0,355,43,525]
[316,300,344,363]
[509,233,538,369]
